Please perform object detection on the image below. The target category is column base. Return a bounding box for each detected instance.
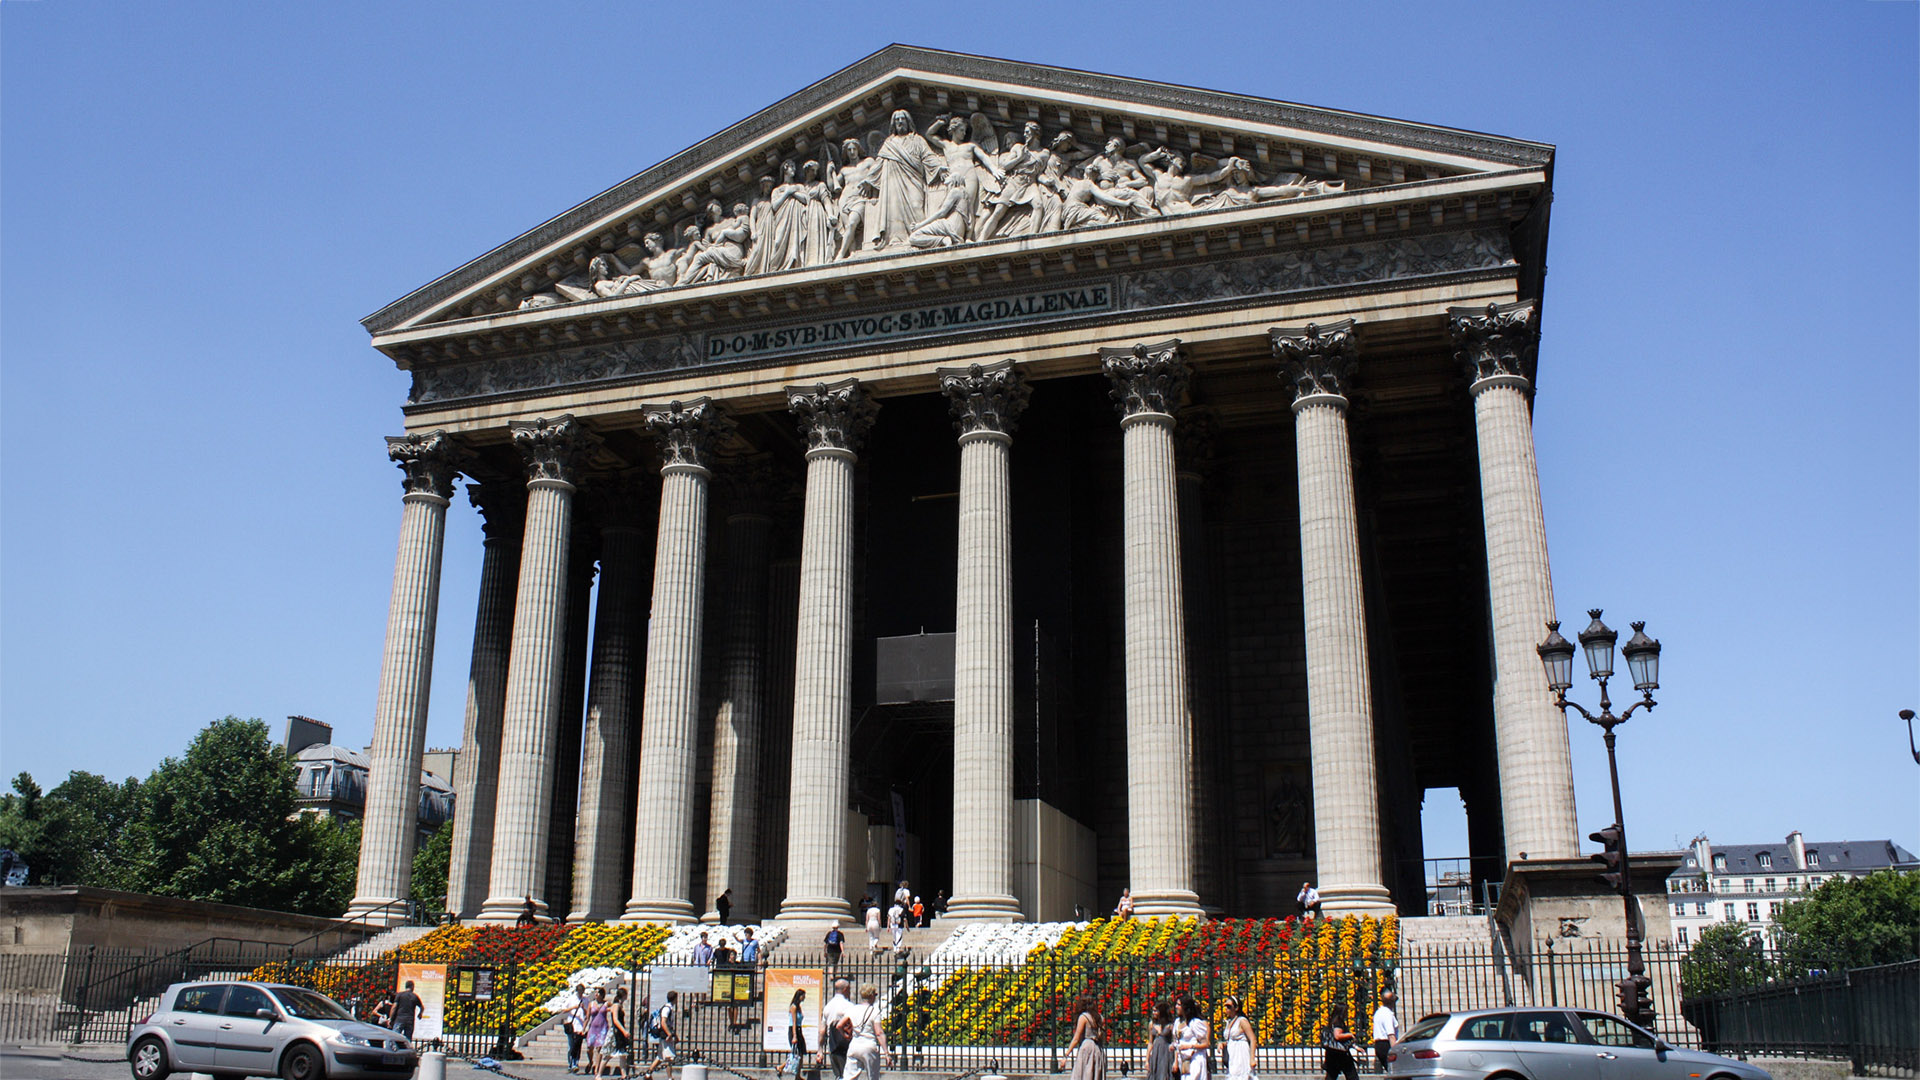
[1129,889,1205,919]
[475,895,549,925]
[940,895,1025,922]
[566,909,621,925]
[775,896,854,923]
[1319,883,1397,917]
[343,895,411,927]
[621,898,697,924]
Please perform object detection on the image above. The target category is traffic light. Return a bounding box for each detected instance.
[1590,824,1627,895]
[1615,974,1655,1028]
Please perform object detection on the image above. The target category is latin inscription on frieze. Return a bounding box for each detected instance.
[701,283,1114,364]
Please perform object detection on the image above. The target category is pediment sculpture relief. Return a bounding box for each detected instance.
[518,109,1350,310]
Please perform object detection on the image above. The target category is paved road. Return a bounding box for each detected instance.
[0,1046,600,1080]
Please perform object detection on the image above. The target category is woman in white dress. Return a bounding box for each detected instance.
[1173,994,1211,1080]
[1219,995,1256,1080]
[864,900,883,953]
[842,984,892,1080]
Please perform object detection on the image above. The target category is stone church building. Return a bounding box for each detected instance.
[345,47,1579,926]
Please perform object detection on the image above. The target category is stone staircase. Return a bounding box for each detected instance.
[1394,915,1533,1021]
[331,924,436,963]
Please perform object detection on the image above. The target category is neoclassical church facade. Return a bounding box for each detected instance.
[346,47,1578,926]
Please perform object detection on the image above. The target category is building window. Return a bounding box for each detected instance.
[1695,902,1708,916]
[1674,903,1686,917]
[1765,877,1776,892]
[1758,852,1773,869]
[1747,902,1760,922]
[1807,851,1820,867]
[1811,875,1823,886]
[1744,878,1755,892]
[1769,901,1781,917]
[1718,878,1731,892]
[1677,927,1689,946]
[1724,903,1737,920]
[1713,853,1727,871]
[1787,877,1799,891]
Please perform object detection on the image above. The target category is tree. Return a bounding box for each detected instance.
[1773,869,1920,973]
[410,821,452,916]
[1680,920,1772,997]
[0,771,143,888]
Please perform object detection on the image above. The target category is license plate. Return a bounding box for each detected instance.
[386,1053,409,1064]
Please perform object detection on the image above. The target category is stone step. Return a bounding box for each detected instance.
[332,924,436,963]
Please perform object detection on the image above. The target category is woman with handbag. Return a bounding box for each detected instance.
[1065,994,1106,1080]
[1220,996,1256,1080]
[843,984,893,1080]
[778,989,809,1078]
[1173,995,1210,1080]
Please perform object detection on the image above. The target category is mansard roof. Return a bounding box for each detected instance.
[362,45,1553,339]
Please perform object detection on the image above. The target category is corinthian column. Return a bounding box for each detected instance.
[623,399,733,924]
[570,478,654,922]
[703,457,776,924]
[1271,321,1394,915]
[445,483,523,920]
[349,432,463,923]
[777,379,877,924]
[937,361,1030,922]
[479,415,596,923]
[1451,300,1578,862]
[1101,342,1203,919]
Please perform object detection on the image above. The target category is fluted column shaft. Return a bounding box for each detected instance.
[778,379,875,923]
[703,505,774,923]
[941,361,1028,921]
[479,416,593,923]
[445,487,521,920]
[624,399,730,924]
[1274,322,1394,915]
[1103,342,1203,918]
[1454,302,1578,862]
[571,518,651,922]
[350,434,460,923]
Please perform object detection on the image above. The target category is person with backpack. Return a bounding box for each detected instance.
[824,924,845,966]
[819,978,854,1078]
[641,991,678,1078]
[564,984,588,1074]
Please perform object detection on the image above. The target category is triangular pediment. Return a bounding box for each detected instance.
[364,45,1551,340]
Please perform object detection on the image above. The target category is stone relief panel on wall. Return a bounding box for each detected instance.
[513,108,1359,311]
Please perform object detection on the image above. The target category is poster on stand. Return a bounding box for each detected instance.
[396,963,448,1042]
[760,968,823,1053]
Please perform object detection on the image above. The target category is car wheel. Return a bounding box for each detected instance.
[281,1042,327,1080]
[128,1036,171,1080]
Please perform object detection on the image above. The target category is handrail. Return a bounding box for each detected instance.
[281,898,426,958]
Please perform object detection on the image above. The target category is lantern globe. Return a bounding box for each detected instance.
[1623,622,1661,692]
[1578,609,1617,681]
[1537,621,1576,693]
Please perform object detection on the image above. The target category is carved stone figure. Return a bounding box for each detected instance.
[679,200,750,284]
[871,109,944,250]
[1192,157,1347,211]
[829,137,881,260]
[1035,131,1095,232]
[742,174,778,277]
[1058,164,1134,230]
[974,121,1051,241]
[799,159,836,267]
[585,253,666,298]
[908,168,971,249]
[635,232,680,289]
[766,160,810,272]
[923,114,1004,230]
[1138,148,1239,215]
[1088,137,1156,218]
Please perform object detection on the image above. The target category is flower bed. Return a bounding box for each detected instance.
[891,915,1398,1048]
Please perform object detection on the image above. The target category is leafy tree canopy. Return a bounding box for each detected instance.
[1680,920,1772,996]
[1773,869,1920,972]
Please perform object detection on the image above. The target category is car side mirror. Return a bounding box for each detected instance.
[1654,1039,1672,1054]
[256,1008,278,1021]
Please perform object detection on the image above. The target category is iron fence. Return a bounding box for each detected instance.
[1682,959,1919,1074]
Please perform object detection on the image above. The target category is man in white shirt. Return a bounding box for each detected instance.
[1369,991,1398,1074]
[887,901,906,951]
[819,979,854,1077]
[1297,881,1323,918]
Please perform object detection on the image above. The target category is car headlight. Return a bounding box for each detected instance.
[335,1032,372,1047]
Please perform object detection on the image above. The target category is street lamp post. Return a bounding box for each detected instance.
[1903,709,1918,765]
[1537,609,1662,1029]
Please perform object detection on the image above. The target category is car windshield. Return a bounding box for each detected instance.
[271,987,355,1021]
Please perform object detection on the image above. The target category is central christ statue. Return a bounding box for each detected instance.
[872,110,944,251]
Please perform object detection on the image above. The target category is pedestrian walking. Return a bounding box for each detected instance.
[1066,993,1107,1080]
[1145,1000,1176,1080]
[820,978,854,1078]
[587,987,612,1078]
[1174,994,1210,1080]
[564,984,588,1074]
[842,984,892,1080]
[371,993,395,1030]
[716,888,734,924]
[911,896,926,928]
[893,880,911,911]
[392,981,425,1042]
[1320,1025,1358,1080]
[1220,995,1256,1080]
[1369,992,1398,1075]
[640,991,678,1079]
[933,890,948,920]
[778,988,808,1078]
[887,899,906,951]
[824,924,845,966]
[864,900,883,952]
[611,988,632,1080]
[1297,882,1323,919]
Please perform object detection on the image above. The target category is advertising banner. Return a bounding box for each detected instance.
[396,963,448,1042]
[760,968,823,1053]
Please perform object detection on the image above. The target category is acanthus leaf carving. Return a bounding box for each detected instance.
[1270,319,1359,406]
[509,414,597,485]
[386,431,464,500]
[1101,339,1189,419]
[1450,299,1539,391]
[786,378,878,455]
[938,359,1030,437]
[642,398,733,472]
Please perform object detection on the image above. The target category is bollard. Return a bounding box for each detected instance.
[419,1049,446,1080]
[682,1063,709,1080]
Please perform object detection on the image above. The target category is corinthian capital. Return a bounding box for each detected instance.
[1270,320,1359,410]
[786,378,878,455]
[938,360,1031,438]
[1101,339,1188,419]
[509,414,596,485]
[643,398,733,473]
[386,431,464,499]
[1450,300,1539,392]
[468,481,527,543]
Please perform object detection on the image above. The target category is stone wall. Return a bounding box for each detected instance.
[0,887,352,956]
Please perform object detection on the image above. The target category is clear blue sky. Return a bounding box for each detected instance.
[3,2,1915,860]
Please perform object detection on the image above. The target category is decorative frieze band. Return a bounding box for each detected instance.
[386,431,464,500]
[786,378,879,455]
[1271,319,1359,410]
[939,360,1031,438]
[1450,299,1539,393]
[643,398,733,473]
[1102,339,1189,419]
[509,414,597,486]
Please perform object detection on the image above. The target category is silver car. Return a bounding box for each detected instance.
[1385,1007,1773,1080]
[127,980,418,1080]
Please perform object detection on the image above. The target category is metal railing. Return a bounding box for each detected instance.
[1682,958,1919,1073]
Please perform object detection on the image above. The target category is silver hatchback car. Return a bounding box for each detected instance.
[1385,1007,1773,1080]
[127,980,419,1080]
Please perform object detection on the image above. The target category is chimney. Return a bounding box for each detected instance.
[1787,831,1807,870]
